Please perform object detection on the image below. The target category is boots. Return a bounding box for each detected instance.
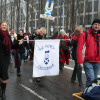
[59,62,64,71]
[0,83,6,100]
[1,90,6,100]
[17,68,21,77]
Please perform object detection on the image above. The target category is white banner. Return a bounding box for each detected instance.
[33,40,60,77]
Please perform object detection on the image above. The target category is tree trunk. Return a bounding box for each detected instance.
[31,0,34,33]
[11,2,13,29]
[83,0,87,28]
[0,0,3,21]
[26,0,30,32]
[5,0,7,19]
[17,0,20,33]
[71,0,75,30]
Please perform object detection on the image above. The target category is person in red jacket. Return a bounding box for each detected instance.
[77,19,100,87]
[57,29,70,71]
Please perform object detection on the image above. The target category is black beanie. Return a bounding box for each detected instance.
[92,19,100,25]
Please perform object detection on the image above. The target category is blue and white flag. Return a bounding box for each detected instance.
[33,40,60,77]
[45,0,54,16]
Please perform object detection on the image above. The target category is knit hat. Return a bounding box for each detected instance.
[92,19,100,25]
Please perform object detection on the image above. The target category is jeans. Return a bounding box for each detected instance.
[59,61,64,71]
[19,52,25,62]
[10,49,13,62]
[71,59,82,84]
[24,47,29,60]
[83,62,100,87]
[17,52,25,73]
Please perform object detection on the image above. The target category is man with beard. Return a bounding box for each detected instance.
[77,19,100,87]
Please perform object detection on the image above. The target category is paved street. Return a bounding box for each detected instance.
[0,0,100,100]
[3,60,89,100]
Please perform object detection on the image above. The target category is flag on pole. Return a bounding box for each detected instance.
[33,40,60,77]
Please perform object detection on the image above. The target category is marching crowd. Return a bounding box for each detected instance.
[0,18,100,100]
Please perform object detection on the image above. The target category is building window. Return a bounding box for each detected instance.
[59,17,63,26]
[78,3,84,13]
[59,7,63,16]
[80,15,83,25]
[30,21,33,27]
[54,0,58,7]
[94,0,98,11]
[86,14,92,25]
[86,2,92,12]
[94,14,98,19]
[53,8,57,16]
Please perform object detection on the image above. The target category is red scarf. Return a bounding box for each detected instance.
[57,34,68,39]
[0,28,11,55]
[72,34,80,41]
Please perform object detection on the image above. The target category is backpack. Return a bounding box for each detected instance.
[82,78,100,100]
[85,31,88,40]
[82,31,88,61]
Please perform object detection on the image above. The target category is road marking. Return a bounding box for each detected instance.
[20,84,47,100]
[64,66,100,77]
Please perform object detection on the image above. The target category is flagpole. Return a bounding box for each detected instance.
[18,39,70,41]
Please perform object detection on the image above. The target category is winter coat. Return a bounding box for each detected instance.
[0,34,10,67]
[69,34,80,60]
[57,35,70,65]
[32,34,46,47]
[77,28,100,64]
[13,34,30,53]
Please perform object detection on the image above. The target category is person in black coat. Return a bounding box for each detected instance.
[68,27,84,86]
[13,29,30,76]
[0,21,11,100]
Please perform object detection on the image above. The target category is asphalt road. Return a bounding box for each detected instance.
[3,60,91,100]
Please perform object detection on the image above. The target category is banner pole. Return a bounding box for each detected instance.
[18,39,70,41]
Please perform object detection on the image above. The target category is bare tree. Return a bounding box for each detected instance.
[11,2,13,29]
[16,0,21,33]
[65,0,71,31]
[26,0,30,31]
[83,0,87,28]
[5,0,7,19]
[76,0,81,26]
[0,0,3,21]
[13,0,17,32]
[30,0,34,33]
[38,0,46,28]
[70,0,75,30]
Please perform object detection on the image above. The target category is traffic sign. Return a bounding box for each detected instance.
[40,14,55,20]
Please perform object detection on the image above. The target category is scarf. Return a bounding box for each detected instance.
[13,50,21,68]
[25,35,29,43]
[0,28,11,55]
[72,34,80,41]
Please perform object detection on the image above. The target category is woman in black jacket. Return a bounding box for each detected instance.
[0,21,11,100]
[69,27,84,86]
